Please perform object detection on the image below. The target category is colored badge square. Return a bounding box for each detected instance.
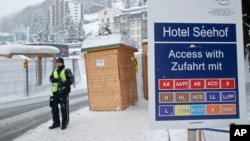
[206,104,220,115]
[221,79,235,89]
[159,92,174,103]
[175,105,190,116]
[175,92,189,102]
[206,79,220,89]
[206,91,220,102]
[159,79,174,90]
[222,91,236,102]
[175,79,189,89]
[190,79,205,89]
[191,104,206,115]
[159,105,174,116]
[191,92,205,102]
[221,104,236,115]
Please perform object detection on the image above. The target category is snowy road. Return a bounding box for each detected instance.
[245,83,250,120]
[0,89,88,141]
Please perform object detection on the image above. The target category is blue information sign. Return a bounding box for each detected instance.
[148,0,246,130]
[154,23,239,121]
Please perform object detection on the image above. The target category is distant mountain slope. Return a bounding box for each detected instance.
[0,0,53,33]
[0,0,141,33]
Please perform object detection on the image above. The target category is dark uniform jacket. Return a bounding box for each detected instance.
[50,65,74,94]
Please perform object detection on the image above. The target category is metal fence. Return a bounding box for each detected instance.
[0,57,82,97]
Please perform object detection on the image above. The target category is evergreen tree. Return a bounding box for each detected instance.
[107,0,113,8]
[98,22,112,36]
[41,19,50,43]
[29,13,44,42]
[138,0,143,6]
[64,9,79,43]
[48,33,55,43]
[78,18,86,42]
[1,18,11,33]
[37,15,45,42]
[58,24,67,43]
[124,0,131,8]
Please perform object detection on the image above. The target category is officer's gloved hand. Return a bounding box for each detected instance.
[52,78,59,83]
[63,81,69,86]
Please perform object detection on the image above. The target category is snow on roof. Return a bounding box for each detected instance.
[115,6,147,17]
[122,6,147,13]
[0,44,59,56]
[69,48,81,53]
[87,3,107,9]
[142,39,148,43]
[84,14,98,22]
[112,1,124,9]
[82,34,137,52]
[83,21,99,37]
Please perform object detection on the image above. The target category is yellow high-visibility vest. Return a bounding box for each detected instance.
[51,68,67,93]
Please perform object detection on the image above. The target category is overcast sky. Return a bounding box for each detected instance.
[0,0,45,18]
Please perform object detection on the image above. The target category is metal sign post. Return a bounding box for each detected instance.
[188,129,196,141]
[23,59,29,97]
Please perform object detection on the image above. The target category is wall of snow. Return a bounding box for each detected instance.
[135,51,144,100]
[245,59,250,82]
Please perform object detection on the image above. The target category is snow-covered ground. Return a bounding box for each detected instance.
[11,95,232,141]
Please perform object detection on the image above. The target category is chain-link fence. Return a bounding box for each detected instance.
[0,57,82,97]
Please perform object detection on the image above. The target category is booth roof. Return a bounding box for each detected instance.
[81,34,138,52]
[0,44,59,56]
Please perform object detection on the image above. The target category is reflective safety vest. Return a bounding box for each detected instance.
[51,68,67,93]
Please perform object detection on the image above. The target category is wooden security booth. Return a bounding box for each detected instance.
[142,40,148,100]
[0,44,59,85]
[82,35,138,111]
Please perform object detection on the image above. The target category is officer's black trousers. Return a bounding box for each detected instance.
[51,92,69,126]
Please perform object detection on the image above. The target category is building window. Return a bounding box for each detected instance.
[137,30,141,34]
[137,21,141,26]
[102,19,104,23]
[107,18,110,23]
[131,22,135,27]
[104,11,107,15]
[137,37,141,43]
[114,17,120,22]
[131,30,135,35]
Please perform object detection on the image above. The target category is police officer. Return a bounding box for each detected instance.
[49,57,74,130]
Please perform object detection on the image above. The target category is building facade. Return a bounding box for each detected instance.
[97,8,122,35]
[96,6,147,48]
[48,0,84,30]
[113,6,147,48]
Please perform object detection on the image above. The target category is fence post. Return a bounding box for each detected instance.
[72,59,76,88]
[45,58,47,76]
[23,59,29,97]
[36,60,38,85]
[37,55,42,85]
